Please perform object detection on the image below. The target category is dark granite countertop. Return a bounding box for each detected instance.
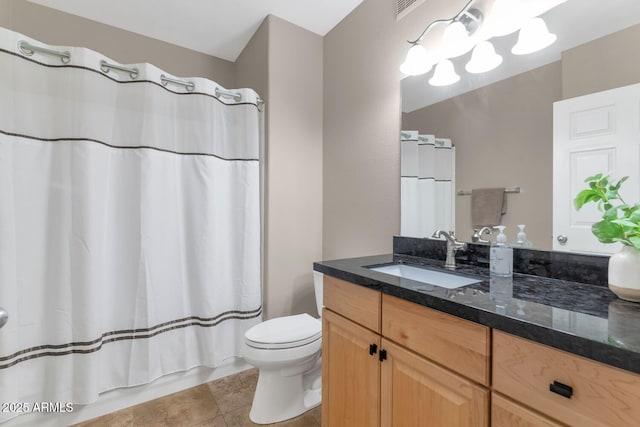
[314,249,640,376]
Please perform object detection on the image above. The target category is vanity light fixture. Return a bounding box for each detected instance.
[400,0,562,86]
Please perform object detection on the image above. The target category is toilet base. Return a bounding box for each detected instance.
[249,357,322,424]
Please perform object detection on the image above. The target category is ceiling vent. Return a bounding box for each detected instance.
[396,0,426,21]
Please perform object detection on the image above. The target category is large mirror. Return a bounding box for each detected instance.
[401,0,640,251]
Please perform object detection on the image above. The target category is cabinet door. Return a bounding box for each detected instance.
[322,309,381,427]
[381,339,489,427]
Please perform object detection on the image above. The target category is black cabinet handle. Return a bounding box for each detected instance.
[379,349,387,362]
[549,381,573,399]
[369,343,377,355]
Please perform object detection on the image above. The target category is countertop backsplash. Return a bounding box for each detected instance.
[393,236,609,286]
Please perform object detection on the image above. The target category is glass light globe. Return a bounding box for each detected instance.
[485,0,525,37]
[465,41,503,73]
[512,17,557,55]
[442,21,474,58]
[429,60,460,86]
[399,44,433,76]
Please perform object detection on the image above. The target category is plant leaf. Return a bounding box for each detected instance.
[629,236,640,250]
[574,189,596,210]
[612,219,640,228]
[629,211,640,223]
[585,173,603,182]
[592,220,625,243]
[613,176,630,190]
[603,206,619,220]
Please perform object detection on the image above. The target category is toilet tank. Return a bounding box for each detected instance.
[313,271,323,318]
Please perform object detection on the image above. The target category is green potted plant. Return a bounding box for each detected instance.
[574,173,640,301]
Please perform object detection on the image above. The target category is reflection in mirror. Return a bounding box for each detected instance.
[400,131,455,238]
[400,0,640,251]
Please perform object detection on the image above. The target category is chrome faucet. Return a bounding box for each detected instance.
[471,226,492,244]
[432,230,467,269]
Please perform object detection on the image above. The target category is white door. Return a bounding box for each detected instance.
[553,83,640,254]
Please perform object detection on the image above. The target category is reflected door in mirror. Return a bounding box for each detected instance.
[553,82,640,254]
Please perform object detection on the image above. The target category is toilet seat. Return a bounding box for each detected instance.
[245,313,321,350]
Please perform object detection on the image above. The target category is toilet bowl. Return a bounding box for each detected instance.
[243,271,324,424]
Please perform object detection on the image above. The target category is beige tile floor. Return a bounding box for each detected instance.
[72,369,321,427]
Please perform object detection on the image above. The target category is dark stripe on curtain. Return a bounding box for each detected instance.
[0,129,260,161]
[0,307,263,369]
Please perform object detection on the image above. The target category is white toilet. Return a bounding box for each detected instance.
[243,271,324,424]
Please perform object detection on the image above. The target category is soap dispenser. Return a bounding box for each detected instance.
[490,226,513,277]
[516,224,532,247]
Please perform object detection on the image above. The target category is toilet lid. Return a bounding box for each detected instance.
[245,313,321,349]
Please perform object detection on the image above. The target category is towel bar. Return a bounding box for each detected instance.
[457,186,520,196]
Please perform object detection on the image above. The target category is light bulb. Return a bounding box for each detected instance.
[442,21,474,58]
[399,44,434,76]
[465,41,503,73]
[429,60,460,86]
[484,0,525,37]
[512,17,557,55]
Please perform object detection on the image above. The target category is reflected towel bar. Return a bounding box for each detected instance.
[457,186,520,196]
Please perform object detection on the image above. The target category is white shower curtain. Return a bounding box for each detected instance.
[401,131,455,237]
[0,27,262,420]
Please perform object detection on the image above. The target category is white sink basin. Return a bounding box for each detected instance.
[368,264,481,289]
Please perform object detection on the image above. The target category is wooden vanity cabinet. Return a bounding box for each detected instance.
[322,274,640,427]
[322,275,489,427]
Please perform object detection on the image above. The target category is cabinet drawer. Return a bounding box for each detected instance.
[493,331,640,427]
[323,275,381,333]
[492,392,563,427]
[382,294,490,385]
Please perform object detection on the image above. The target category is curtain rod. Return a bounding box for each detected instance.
[161,74,195,91]
[18,40,70,64]
[215,87,241,101]
[100,60,139,79]
[17,40,259,106]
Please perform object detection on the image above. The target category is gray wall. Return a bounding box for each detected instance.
[0,0,236,87]
[237,16,324,319]
[265,17,323,318]
[322,0,476,260]
[562,24,640,99]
